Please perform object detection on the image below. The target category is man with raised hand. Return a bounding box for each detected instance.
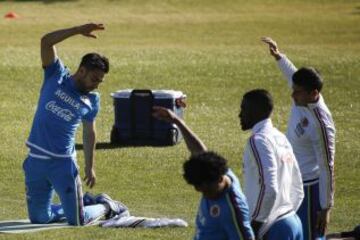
[240,89,304,240]
[262,37,336,240]
[152,106,255,240]
[23,23,126,226]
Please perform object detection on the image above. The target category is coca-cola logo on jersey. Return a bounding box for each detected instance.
[45,101,75,122]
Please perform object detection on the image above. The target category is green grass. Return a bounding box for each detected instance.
[0,0,359,239]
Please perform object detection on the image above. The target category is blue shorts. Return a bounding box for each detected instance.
[264,213,303,240]
[23,156,106,225]
[297,182,325,240]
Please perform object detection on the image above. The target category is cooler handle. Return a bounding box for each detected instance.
[130,89,154,139]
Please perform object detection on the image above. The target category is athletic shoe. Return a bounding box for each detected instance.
[83,192,97,206]
[95,193,129,219]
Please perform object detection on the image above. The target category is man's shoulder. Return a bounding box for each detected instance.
[271,127,289,140]
[87,92,100,103]
[44,58,67,73]
[309,95,332,115]
[225,176,247,204]
[43,58,71,84]
[249,130,292,156]
[308,95,335,128]
[249,132,272,147]
[88,91,100,97]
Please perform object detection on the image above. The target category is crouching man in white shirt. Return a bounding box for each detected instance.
[239,89,304,240]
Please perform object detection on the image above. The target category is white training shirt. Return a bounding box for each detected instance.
[277,55,336,210]
[243,118,304,238]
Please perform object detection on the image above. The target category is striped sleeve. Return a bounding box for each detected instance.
[224,190,255,240]
[249,135,278,222]
[311,107,336,209]
[277,54,298,88]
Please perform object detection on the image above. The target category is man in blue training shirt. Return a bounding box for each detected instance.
[23,23,126,226]
[152,107,255,240]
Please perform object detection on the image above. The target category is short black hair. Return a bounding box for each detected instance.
[79,53,109,73]
[183,151,228,186]
[243,89,273,119]
[292,67,323,92]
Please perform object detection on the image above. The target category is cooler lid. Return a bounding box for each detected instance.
[111,89,186,99]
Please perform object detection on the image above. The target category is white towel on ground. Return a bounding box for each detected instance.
[100,215,188,228]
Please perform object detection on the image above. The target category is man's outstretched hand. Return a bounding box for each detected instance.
[152,106,178,123]
[78,23,105,38]
[261,37,282,60]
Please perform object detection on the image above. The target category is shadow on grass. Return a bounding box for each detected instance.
[352,6,360,15]
[0,0,77,3]
[75,142,175,150]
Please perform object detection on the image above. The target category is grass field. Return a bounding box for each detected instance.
[0,0,359,239]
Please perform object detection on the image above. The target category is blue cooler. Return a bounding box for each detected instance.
[110,89,186,146]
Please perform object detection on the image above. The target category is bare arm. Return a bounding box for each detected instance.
[152,106,207,155]
[82,120,97,188]
[41,23,105,67]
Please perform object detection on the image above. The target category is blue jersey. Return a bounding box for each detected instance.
[26,58,100,159]
[194,169,254,240]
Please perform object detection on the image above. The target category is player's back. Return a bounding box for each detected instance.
[245,120,304,237]
[194,169,254,240]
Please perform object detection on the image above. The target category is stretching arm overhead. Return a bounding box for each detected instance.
[41,23,105,67]
[152,106,207,155]
[261,37,298,88]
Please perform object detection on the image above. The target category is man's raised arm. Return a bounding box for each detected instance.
[152,106,207,155]
[41,23,105,67]
[261,36,298,88]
